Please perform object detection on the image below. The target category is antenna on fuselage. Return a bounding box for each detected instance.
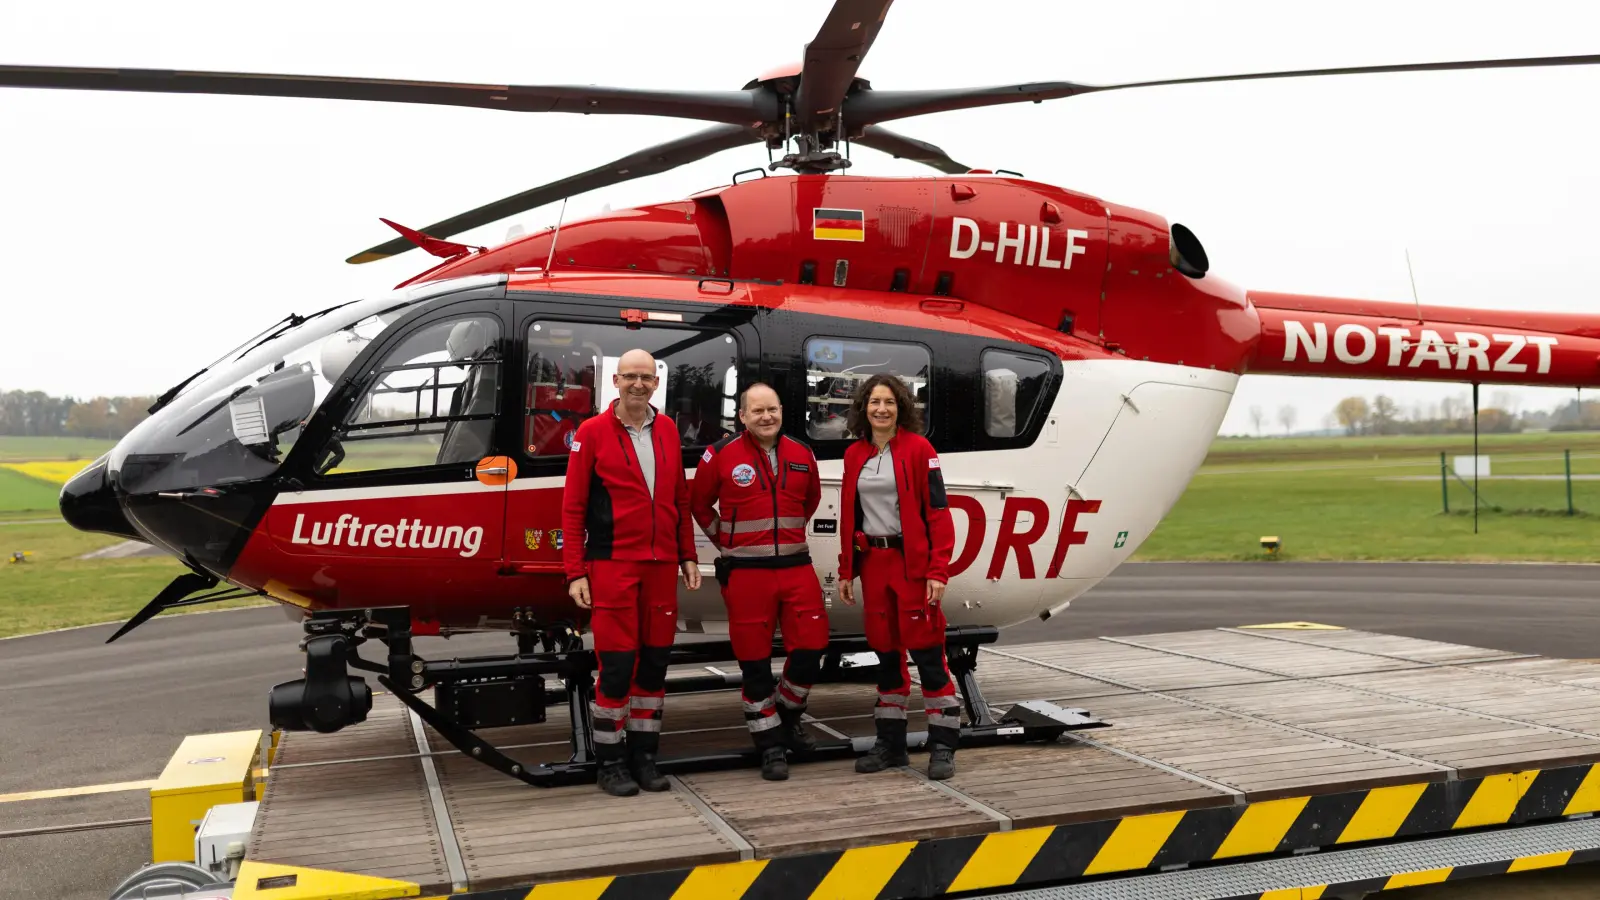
[1405,247,1424,325]
[544,196,569,277]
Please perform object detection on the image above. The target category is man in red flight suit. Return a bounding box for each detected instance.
[691,382,827,781]
[564,348,701,797]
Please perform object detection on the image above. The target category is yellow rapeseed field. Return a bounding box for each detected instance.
[1,460,93,484]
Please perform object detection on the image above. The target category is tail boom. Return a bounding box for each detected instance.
[1248,291,1600,388]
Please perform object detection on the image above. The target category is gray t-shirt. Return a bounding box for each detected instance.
[619,406,657,499]
[858,444,901,537]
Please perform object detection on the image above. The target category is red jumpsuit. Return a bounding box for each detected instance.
[691,431,828,749]
[838,427,961,752]
[562,401,696,765]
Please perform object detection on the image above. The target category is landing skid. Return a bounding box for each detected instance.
[384,676,1102,788]
[284,609,1108,787]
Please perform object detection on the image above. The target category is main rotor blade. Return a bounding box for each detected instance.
[348,123,762,264]
[850,53,1600,124]
[851,125,968,174]
[793,0,894,134]
[0,64,771,125]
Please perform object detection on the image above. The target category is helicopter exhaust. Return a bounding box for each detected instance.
[1169,223,1209,278]
[269,633,372,734]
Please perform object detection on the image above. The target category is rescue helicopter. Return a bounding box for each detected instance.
[14,0,1600,785]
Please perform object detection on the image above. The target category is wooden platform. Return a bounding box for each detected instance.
[243,626,1600,899]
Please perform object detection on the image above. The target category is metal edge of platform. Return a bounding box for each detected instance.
[235,758,1600,900]
[983,818,1600,900]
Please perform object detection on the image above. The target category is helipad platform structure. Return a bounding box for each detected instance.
[231,626,1600,899]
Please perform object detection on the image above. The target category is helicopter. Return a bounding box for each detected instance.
[15,0,1600,784]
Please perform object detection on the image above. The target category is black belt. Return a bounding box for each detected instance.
[865,535,903,549]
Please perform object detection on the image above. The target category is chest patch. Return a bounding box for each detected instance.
[788,462,811,472]
[732,463,757,487]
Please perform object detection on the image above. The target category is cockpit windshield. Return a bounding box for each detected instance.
[110,275,501,496]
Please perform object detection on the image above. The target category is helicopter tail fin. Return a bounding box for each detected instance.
[346,219,479,264]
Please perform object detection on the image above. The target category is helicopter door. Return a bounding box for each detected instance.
[275,304,512,570]
[503,305,755,623]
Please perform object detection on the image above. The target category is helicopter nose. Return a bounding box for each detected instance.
[59,454,141,541]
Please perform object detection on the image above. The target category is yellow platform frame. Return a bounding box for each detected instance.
[149,729,264,864]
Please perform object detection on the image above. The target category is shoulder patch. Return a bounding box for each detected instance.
[701,447,714,464]
[928,457,940,469]
[570,439,582,452]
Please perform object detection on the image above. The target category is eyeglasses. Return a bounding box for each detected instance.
[616,372,658,384]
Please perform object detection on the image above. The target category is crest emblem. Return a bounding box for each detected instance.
[552,528,564,550]
[732,463,756,487]
[524,529,543,550]
[563,430,576,450]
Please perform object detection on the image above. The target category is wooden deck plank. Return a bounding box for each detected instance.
[681,758,996,855]
[435,752,739,889]
[248,753,450,893]
[1230,628,1525,664]
[1077,691,1442,798]
[1332,668,1600,737]
[964,653,1134,704]
[994,640,1285,692]
[1171,679,1600,776]
[1113,630,1428,678]
[1468,657,1600,690]
[944,743,1231,826]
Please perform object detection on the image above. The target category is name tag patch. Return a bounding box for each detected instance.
[788,462,811,472]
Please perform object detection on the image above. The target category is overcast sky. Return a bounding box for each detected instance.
[3,0,1597,436]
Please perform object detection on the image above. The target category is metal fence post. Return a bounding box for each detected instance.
[1440,451,1449,514]
[1566,449,1575,516]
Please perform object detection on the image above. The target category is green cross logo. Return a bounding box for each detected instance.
[1114,531,1128,548]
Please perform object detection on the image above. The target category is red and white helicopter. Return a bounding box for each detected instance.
[15,1,1600,782]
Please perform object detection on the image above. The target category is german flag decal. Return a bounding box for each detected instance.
[813,207,865,242]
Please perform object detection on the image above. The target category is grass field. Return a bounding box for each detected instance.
[0,438,269,638]
[1134,432,1600,562]
[0,521,267,639]
[0,467,64,514]
[1205,431,1600,464]
[0,435,115,462]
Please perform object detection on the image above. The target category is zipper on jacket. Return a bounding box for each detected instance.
[650,426,661,560]
[759,445,779,555]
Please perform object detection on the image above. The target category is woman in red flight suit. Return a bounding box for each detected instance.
[837,373,960,780]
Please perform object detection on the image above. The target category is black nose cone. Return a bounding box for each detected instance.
[60,455,140,541]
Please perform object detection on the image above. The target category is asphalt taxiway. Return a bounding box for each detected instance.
[4,560,1599,899]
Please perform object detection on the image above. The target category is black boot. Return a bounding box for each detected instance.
[777,706,816,754]
[629,732,670,792]
[855,717,909,773]
[760,745,790,781]
[927,746,956,781]
[597,756,639,797]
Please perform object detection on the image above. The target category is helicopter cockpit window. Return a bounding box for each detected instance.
[981,349,1050,438]
[803,338,930,441]
[524,321,737,457]
[108,296,418,496]
[314,315,502,476]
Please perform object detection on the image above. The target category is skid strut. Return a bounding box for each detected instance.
[352,615,1105,787]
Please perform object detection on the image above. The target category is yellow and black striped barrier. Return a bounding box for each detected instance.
[231,761,1600,900]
